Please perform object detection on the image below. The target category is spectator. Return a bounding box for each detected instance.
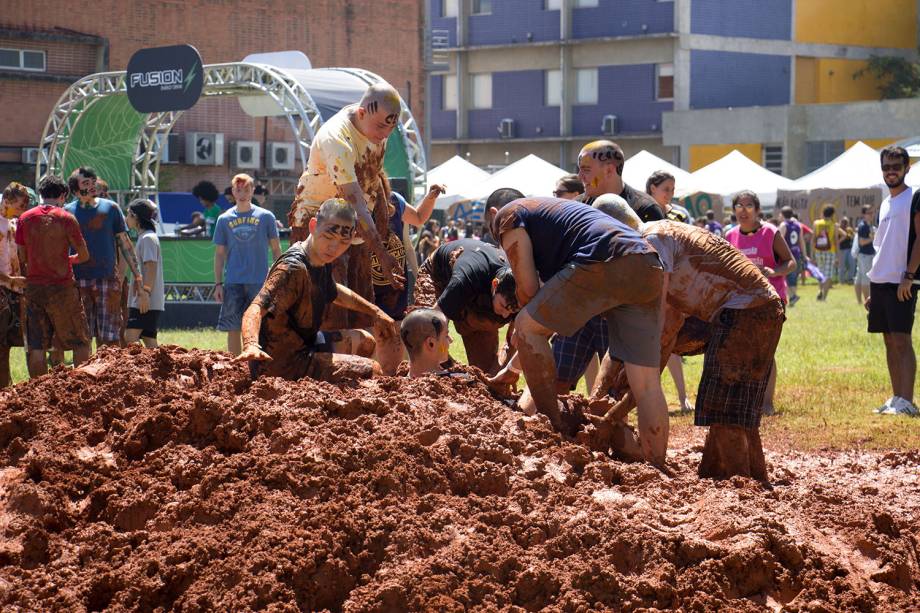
[778,206,808,307]
[417,220,440,260]
[192,180,222,236]
[401,309,452,378]
[15,175,91,377]
[705,209,723,236]
[177,211,207,237]
[866,146,919,416]
[838,216,856,284]
[213,173,282,355]
[95,178,110,200]
[812,205,841,300]
[694,216,708,229]
[64,166,145,350]
[553,174,584,200]
[855,204,876,306]
[646,171,691,223]
[725,190,795,416]
[223,186,236,206]
[125,199,164,348]
[0,182,28,386]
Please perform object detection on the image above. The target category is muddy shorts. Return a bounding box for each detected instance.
[552,315,609,387]
[694,300,785,430]
[77,277,123,342]
[0,287,24,348]
[527,253,664,368]
[24,283,91,351]
[249,330,340,380]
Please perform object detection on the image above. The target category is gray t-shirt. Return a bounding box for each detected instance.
[130,230,165,311]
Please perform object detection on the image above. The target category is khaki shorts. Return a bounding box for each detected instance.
[526,253,664,368]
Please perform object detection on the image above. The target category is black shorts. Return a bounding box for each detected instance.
[126,308,162,339]
[868,283,918,334]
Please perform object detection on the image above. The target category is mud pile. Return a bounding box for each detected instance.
[0,345,917,611]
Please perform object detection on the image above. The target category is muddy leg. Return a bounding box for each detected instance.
[459,329,500,375]
[309,352,381,382]
[699,424,752,479]
[0,347,10,387]
[748,428,768,482]
[514,311,564,431]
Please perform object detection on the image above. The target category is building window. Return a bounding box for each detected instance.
[545,0,562,9]
[545,69,562,106]
[471,73,492,109]
[443,74,458,110]
[656,63,674,100]
[442,0,458,17]
[575,0,599,7]
[806,140,844,172]
[472,0,492,15]
[575,68,598,105]
[764,145,784,175]
[0,48,46,72]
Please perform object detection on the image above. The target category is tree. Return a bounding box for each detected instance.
[854,51,920,99]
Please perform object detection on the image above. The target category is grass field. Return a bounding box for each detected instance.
[6,283,918,450]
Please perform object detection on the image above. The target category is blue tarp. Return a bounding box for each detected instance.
[157,192,231,224]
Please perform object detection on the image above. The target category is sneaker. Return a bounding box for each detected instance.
[680,399,693,413]
[881,397,919,416]
[874,397,895,414]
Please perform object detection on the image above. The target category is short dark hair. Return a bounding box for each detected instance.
[705,210,715,219]
[400,308,446,357]
[67,166,97,195]
[732,190,760,210]
[128,198,158,232]
[556,174,584,195]
[880,145,909,167]
[822,205,835,218]
[781,206,794,219]
[38,175,68,200]
[645,170,675,195]
[861,204,872,215]
[493,267,517,315]
[192,180,220,203]
[315,198,357,225]
[486,188,524,211]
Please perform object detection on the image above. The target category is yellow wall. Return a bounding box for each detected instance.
[796,0,917,48]
[844,138,904,150]
[795,57,885,104]
[689,144,762,171]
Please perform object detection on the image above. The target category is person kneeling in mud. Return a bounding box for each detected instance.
[401,308,452,378]
[236,198,399,382]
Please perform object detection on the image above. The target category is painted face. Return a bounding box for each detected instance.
[76,175,96,199]
[881,156,908,189]
[231,179,254,202]
[733,196,758,224]
[1,196,27,219]
[312,218,355,263]
[433,324,452,363]
[649,178,675,208]
[577,153,605,197]
[360,99,399,144]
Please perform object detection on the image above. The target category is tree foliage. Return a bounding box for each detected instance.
[854,51,920,99]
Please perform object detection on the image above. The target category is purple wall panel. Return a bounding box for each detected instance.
[469,0,560,46]
[691,0,792,40]
[467,70,560,139]
[429,75,457,139]
[572,64,671,136]
[572,0,674,39]
[690,51,790,109]
[430,0,458,47]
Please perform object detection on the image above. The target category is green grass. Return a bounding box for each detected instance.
[6,282,918,450]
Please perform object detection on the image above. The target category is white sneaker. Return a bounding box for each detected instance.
[874,397,895,414]
[880,396,919,416]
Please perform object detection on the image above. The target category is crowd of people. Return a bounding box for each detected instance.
[1,81,917,480]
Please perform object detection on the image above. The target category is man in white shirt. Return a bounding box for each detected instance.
[866,146,920,416]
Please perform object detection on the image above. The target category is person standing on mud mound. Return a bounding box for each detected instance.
[589,199,784,481]
[64,167,146,351]
[486,194,670,467]
[287,82,406,332]
[237,198,398,382]
[410,230,520,375]
[15,175,92,377]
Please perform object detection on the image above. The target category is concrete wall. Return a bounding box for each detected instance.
[690,50,790,109]
[691,0,791,40]
[571,0,674,39]
[795,0,917,48]
[469,0,560,45]
[572,64,671,135]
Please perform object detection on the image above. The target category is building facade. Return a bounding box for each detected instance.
[428,0,920,177]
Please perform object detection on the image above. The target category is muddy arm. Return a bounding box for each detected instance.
[499,228,539,308]
[333,283,392,323]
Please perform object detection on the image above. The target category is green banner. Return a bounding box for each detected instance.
[161,237,290,284]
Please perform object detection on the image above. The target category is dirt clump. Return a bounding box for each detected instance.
[0,345,917,611]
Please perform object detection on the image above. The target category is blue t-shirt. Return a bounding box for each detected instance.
[64,198,126,280]
[857,219,876,256]
[213,205,279,285]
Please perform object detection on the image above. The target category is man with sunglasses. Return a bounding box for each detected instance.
[866,146,920,416]
[237,198,398,382]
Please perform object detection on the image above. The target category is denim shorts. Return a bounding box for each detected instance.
[217,283,263,331]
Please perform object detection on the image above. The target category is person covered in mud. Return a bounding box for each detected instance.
[410,214,520,375]
[589,198,785,481]
[400,308,452,377]
[486,193,670,467]
[237,198,399,382]
[287,82,406,333]
[0,182,29,387]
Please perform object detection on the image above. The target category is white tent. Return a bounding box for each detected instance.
[623,150,695,197]
[689,150,794,209]
[467,154,568,200]
[426,155,491,211]
[908,165,920,188]
[790,141,886,190]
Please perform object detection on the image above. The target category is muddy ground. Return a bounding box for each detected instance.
[0,345,917,611]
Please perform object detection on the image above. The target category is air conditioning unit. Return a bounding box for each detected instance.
[498,118,515,139]
[267,142,296,170]
[602,114,618,136]
[185,132,224,166]
[21,147,40,165]
[154,133,182,164]
[231,141,261,169]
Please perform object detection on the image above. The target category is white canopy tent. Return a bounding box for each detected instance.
[790,141,886,190]
[467,154,568,200]
[427,155,491,211]
[623,150,695,197]
[689,150,794,210]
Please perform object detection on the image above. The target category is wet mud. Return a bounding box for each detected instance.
[0,345,917,611]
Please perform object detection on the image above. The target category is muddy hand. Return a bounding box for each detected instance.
[486,367,519,396]
[372,312,402,376]
[428,183,446,198]
[235,344,272,363]
[378,251,405,290]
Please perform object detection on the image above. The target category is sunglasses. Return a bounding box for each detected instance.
[553,190,574,197]
[881,163,904,172]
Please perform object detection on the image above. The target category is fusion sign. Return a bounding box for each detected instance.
[126,44,203,113]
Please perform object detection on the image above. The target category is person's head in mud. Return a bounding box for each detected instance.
[401,308,451,377]
[68,166,97,206]
[732,190,761,231]
[307,198,357,265]
[491,266,519,319]
[577,140,626,199]
[592,193,641,230]
[1,182,30,219]
[553,174,584,200]
[484,187,525,239]
[37,175,68,207]
[880,145,910,191]
[353,83,402,144]
[645,171,675,209]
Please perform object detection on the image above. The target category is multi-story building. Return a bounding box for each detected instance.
[427,0,920,177]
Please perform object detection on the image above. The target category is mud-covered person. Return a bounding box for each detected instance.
[0,182,30,386]
[590,198,785,481]
[288,83,406,331]
[64,167,146,351]
[410,214,521,374]
[486,194,670,467]
[401,308,452,378]
[237,198,399,382]
[15,176,92,377]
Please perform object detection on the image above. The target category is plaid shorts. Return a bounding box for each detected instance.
[552,315,609,387]
[814,251,836,280]
[76,278,123,343]
[694,300,785,430]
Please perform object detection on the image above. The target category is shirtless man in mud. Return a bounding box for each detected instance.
[288,82,405,333]
[411,221,520,374]
[486,194,670,467]
[589,199,784,481]
[237,198,399,382]
[401,308,452,378]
